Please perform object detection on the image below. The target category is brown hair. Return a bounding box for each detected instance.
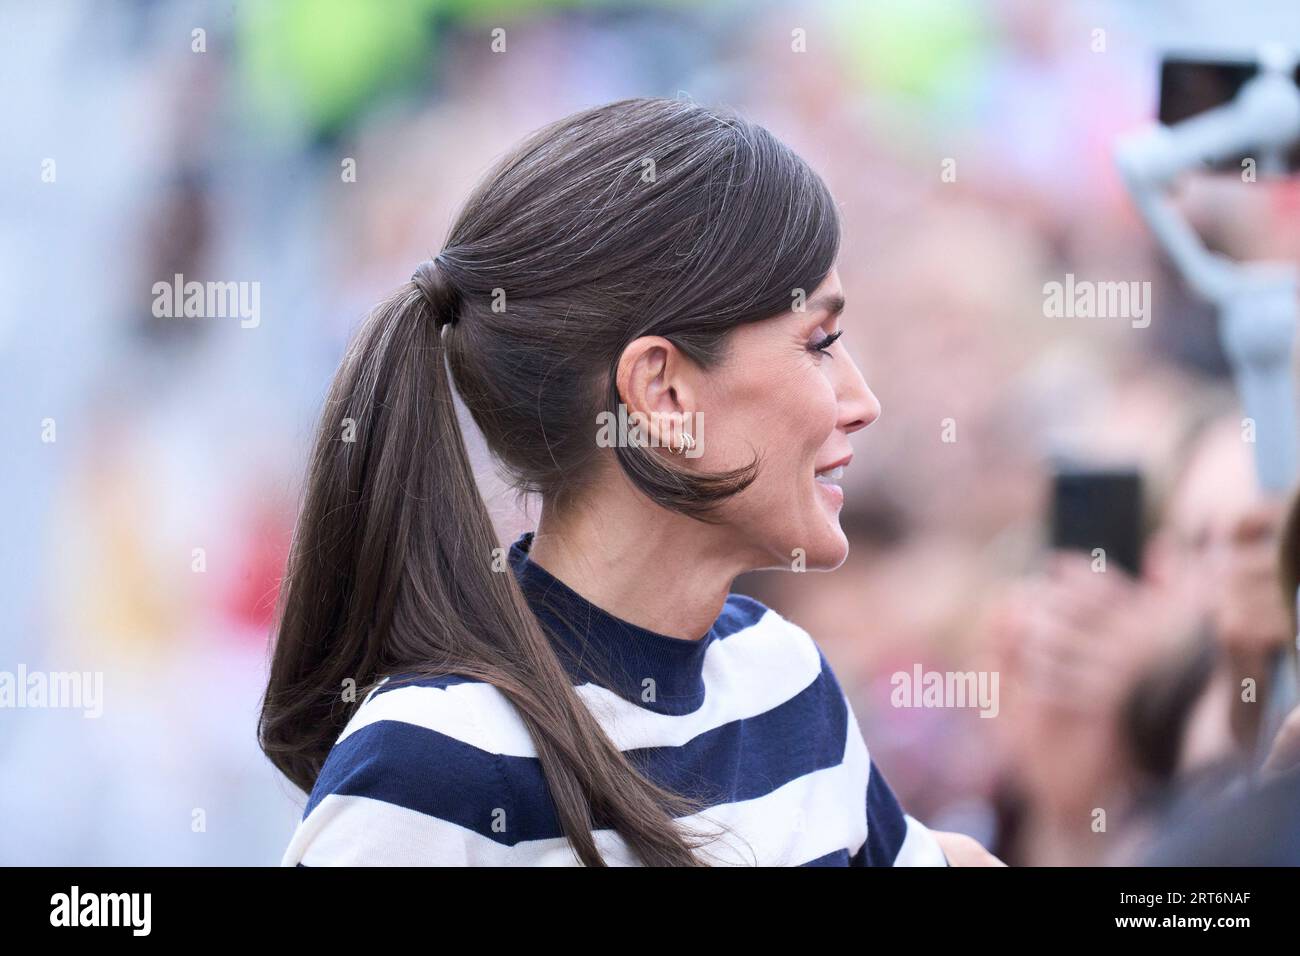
[258,97,841,865]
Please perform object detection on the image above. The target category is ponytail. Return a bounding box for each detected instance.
[259,278,711,866]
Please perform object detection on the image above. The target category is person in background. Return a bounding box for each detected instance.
[1142,481,1300,866]
[984,404,1294,865]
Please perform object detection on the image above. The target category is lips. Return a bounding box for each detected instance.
[814,454,852,481]
[813,455,850,509]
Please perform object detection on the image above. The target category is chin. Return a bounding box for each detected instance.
[789,522,849,572]
[808,536,850,570]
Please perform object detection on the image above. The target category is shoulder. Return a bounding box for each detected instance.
[714,592,837,686]
[341,671,535,754]
[282,672,534,866]
[323,671,538,789]
[709,593,854,756]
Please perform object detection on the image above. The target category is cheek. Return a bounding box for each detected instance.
[766,363,839,467]
[734,371,839,514]
[799,376,839,451]
[704,356,849,567]
[712,362,835,470]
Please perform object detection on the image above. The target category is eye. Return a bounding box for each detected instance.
[807,329,843,357]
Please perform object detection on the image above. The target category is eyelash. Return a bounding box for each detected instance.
[808,329,843,356]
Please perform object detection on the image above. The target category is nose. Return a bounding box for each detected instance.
[835,349,880,435]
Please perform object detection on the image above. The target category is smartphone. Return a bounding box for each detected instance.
[1158,54,1300,172]
[1049,467,1144,576]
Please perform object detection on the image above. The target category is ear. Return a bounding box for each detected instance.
[615,336,699,450]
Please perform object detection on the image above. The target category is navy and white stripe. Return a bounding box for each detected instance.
[282,532,948,867]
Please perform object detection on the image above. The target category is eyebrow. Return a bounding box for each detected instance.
[805,292,845,319]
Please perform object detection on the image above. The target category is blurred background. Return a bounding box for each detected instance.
[3,0,1300,865]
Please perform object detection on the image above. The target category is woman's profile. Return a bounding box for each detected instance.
[259,96,998,866]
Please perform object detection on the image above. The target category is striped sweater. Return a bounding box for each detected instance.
[282,532,948,866]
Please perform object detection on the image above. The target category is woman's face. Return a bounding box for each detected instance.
[699,268,880,571]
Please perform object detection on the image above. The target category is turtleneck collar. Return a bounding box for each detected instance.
[508,531,717,716]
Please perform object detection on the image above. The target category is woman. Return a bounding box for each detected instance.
[261,97,997,866]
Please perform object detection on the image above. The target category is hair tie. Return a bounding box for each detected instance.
[411,256,459,328]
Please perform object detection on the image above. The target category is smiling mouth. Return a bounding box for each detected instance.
[814,453,851,483]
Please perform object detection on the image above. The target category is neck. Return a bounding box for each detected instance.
[527,483,747,641]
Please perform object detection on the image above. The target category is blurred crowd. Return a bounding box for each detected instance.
[4,0,1300,864]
